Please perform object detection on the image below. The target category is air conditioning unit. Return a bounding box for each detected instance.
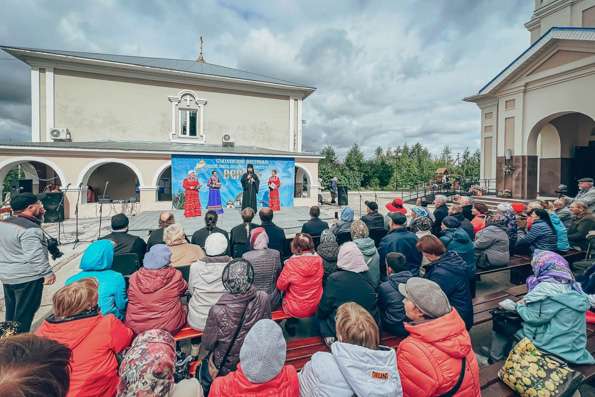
[222,133,234,147]
[49,128,71,141]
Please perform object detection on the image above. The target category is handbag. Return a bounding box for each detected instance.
[498,338,584,397]
[491,308,523,337]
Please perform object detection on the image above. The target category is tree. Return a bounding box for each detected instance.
[344,144,365,189]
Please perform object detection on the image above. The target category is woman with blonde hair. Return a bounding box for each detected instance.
[164,223,205,270]
[299,302,401,396]
[36,278,133,397]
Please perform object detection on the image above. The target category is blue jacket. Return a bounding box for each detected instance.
[440,227,475,277]
[66,240,127,320]
[517,220,557,253]
[378,270,413,336]
[549,212,570,252]
[425,251,473,330]
[378,228,421,278]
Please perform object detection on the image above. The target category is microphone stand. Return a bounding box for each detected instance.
[60,183,92,248]
[97,181,109,239]
[56,183,71,244]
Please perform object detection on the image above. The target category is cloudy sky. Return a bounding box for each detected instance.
[0,0,533,157]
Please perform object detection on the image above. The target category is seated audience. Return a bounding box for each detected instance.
[516,208,558,254]
[361,200,387,230]
[0,333,71,397]
[331,207,355,238]
[385,197,407,215]
[417,235,473,330]
[191,210,229,251]
[546,202,570,252]
[496,202,518,254]
[229,208,259,258]
[36,278,133,397]
[210,320,299,397]
[351,220,381,288]
[511,202,527,215]
[117,329,201,397]
[490,250,595,364]
[474,214,510,269]
[276,233,323,318]
[66,239,127,320]
[458,195,474,221]
[146,211,175,250]
[397,277,480,396]
[259,208,288,259]
[100,213,147,265]
[567,177,595,212]
[301,205,329,240]
[164,223,205,268]
[317,242,379,343]
[409,206,433,238]
[567,201,595,250]
[379,212,422,279]
[300,302,401,396]
[125,244,187,335]
[440,216,475,276]
[470,202,489,234]
[378,252,413,336]
[431,195,449,236]
[448,204,474,240]
[554,197,573,229]
[188,233,232,330]
[198,259,271,393]
[242,227,281,296]
[317,229,340,284]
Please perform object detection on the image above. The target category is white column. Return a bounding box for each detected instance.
[31,67,40,142]
[297,98,303,152]
[288,97,295,151]
[199,104,205,142]
[45,67,54,140]
[168,97,179,139]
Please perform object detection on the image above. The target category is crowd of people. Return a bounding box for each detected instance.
[0,176,594,396]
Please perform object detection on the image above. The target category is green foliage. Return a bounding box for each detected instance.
[2,168,23,197]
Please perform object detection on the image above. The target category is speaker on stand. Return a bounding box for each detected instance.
[41,192,65,223]
[337,186,349,206]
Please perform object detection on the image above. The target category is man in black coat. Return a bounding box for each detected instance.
[378,252,413,336]
[378,212,422,280]
[431,195,449,236]
[229,208,259,258]
[301,206,329,239]
[360,201,386,230]
[100,213,147,265]
[259,208,288,259]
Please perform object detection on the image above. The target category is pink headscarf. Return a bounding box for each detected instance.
[250,227,269,250]
[337,242,368,273]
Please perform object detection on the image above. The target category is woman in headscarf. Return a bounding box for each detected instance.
[198,259,272,395]
[490,250,595,364]
[496,202,518,255]
[242,227,281,296]
[117,329,201,397]
[164,223,205,270]
[330,207,355,243]
[317,241,379,345]
[182,170,201,218]
[409,206,433,238]
[351,220,380,288]
[316,229,340,285]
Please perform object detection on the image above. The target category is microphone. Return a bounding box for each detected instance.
[64,183,72,190]
[78,182,84,188]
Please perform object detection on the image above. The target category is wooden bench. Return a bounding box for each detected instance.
[476,250,585,276]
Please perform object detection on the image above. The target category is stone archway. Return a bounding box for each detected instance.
[154,163,172,202]
[78,159,143,204]
[0,157,67,200]
[294,165,311,198]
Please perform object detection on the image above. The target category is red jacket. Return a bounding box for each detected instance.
[125,266,188,334]
[210,364,299,397]
[276,253,323,318]
[36,313,133,397]
[397,309,481,397]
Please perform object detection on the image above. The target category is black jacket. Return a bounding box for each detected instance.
[146,228,165,251]
[462,204,474,221]
[229,222,259,258]
[432,205,449,236]
[317,270,379,337]
[378,228,421,279]
[425,251,473,330]
[378,270,413,336]
[301,217,329,238]
[100,231,147,265]
[261,221,288,260]
[361,211,386,231]
[453,213,475,240]
[191,226,229,250]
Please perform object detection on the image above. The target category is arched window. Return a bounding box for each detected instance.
[168,90,207,142]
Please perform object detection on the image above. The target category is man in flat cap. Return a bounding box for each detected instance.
[0,193,55,333]
[566,177,595,212]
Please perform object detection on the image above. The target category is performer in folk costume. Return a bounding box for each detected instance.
[241,163,259,210]
[182,170,201,218]
[207,170,224,214]
[268,169,281,211]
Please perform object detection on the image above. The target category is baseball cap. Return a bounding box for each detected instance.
[398,277,451,319]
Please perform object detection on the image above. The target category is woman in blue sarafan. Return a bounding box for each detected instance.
[207,170,224,214]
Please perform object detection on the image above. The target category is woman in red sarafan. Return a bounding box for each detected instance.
[183,170,202,218]
[268,169,281,212]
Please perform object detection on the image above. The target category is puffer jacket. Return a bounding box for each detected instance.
[549,212,570,252]
[517,219,558,253]
[317,240,339,284]
[397,309,480,397]
[187,255,232,330]
[378,270,414,336]
[425,251,473,330]
[242,248,281,295]
[378,228,421,278]
[211,364,299,397]
[66,240,127,320]
[473,225,510,267]
[440,228,475,276]
[453,213,475,240]
[353,237,381,288]
[361,211,386,231]
[36,311,133,397]
[299,342,402,397]
[277,253,323,318]
[201,287,272,376]
[125,266,187,335]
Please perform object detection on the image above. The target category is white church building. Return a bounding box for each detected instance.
[466,0,595,198]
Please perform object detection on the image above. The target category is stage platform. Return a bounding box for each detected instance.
[127,206,338,240]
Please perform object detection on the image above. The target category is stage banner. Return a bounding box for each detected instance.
[171,155,295,210]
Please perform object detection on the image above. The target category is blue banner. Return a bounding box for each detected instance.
[171,155,295,209]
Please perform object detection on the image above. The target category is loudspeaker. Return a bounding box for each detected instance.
[337,186,349,206]
[42,192,64,223]
[18,179,33,193]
